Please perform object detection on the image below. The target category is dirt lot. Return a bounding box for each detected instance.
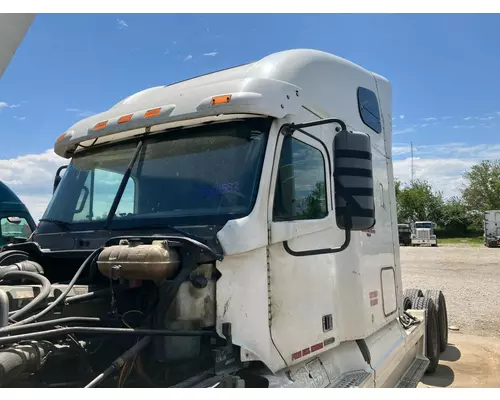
[401,246,500,388]
[401,246,500,337]
[418,332,500,388]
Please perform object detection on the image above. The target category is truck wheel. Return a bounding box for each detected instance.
[425,290,448,352]
[404,288,424,299]
[403,296,412,311]
[413,296,440,373]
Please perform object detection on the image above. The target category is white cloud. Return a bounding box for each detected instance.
[393,157,472,198]
[203,52,218,56]
[423,117,437,121]
[392,145,411,156]
[184,55,193,61]
[0,102,20,109]
[392,142,500,198]
[453,125,476,129]
[0,149,66,222]
[480,116,494,121]
[78,111,95,117]
[65,108,94,118]
[117,19,128,29]
[421,123,428,128]
[13,116,26,121]
[442,116,452,120]
[400,115,405,119]
[393,125,417,135]
[464,116,472,120]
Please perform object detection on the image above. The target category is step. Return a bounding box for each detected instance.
[330,370,371,388]
[396,357,430,388]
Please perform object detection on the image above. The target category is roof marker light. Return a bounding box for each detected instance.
[56,133,67,142]
[93,121,108,131]
[144,108,161,118]
[118,114,133,124]
[211,95,232,105]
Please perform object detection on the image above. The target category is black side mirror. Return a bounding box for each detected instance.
[333,130,375,231]
[53,165,68,193]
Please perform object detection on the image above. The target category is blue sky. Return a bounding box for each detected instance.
[1,13,500,219]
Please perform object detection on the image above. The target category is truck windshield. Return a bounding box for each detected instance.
[41,118,271,230]
[415,223,432,229]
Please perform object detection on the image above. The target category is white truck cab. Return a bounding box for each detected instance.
[411,221,438,247]
[0,49,448,388]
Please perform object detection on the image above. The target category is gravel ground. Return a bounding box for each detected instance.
[401,246,500,338]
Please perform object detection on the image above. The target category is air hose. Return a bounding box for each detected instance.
[1,271,51,322]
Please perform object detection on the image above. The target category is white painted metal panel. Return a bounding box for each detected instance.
[0,14,35,79]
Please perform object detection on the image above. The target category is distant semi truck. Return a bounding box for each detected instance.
[484,210,500,248]
[0,181,36,247]
[411,221,438,247]
[398,223,411,246]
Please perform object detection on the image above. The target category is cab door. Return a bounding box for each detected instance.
[266,126,343,364]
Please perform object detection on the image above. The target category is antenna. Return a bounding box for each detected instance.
[410,142,414,183]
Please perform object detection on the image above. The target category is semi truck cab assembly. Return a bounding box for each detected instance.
[0,49,448,388]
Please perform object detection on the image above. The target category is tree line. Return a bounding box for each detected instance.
[395,160,500,237]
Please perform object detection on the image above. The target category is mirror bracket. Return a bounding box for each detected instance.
[282,118,348,136]
[53,165,68,193]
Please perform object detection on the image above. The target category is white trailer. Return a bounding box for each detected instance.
[0,49,448,388]
[484,210,500,247]
[411,221,438,247]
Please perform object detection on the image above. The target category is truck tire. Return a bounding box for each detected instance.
[402,296,412,311]
[413,296,440,373]
[424,289,448,352]
[404,288,424,299]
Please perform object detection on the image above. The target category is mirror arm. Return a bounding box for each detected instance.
[280,117,373,257]
[53,165,68,193]
[284,118,348,133]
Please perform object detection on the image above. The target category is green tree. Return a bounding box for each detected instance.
[396,179,444,223]
[440,196,471,236]
[298,181,326,219]
[461,160,500,212]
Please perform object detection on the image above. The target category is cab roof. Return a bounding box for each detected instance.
[0,181,30,213]
[55,48,389,158]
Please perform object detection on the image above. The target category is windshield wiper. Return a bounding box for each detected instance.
[101,139,216,253]
[38,218,71,231]
[104,140,144,229]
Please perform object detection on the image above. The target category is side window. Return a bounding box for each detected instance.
[72,169,136,222]
[357,87,382,134]
[273,136,327,221]
[0,217,33,243]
